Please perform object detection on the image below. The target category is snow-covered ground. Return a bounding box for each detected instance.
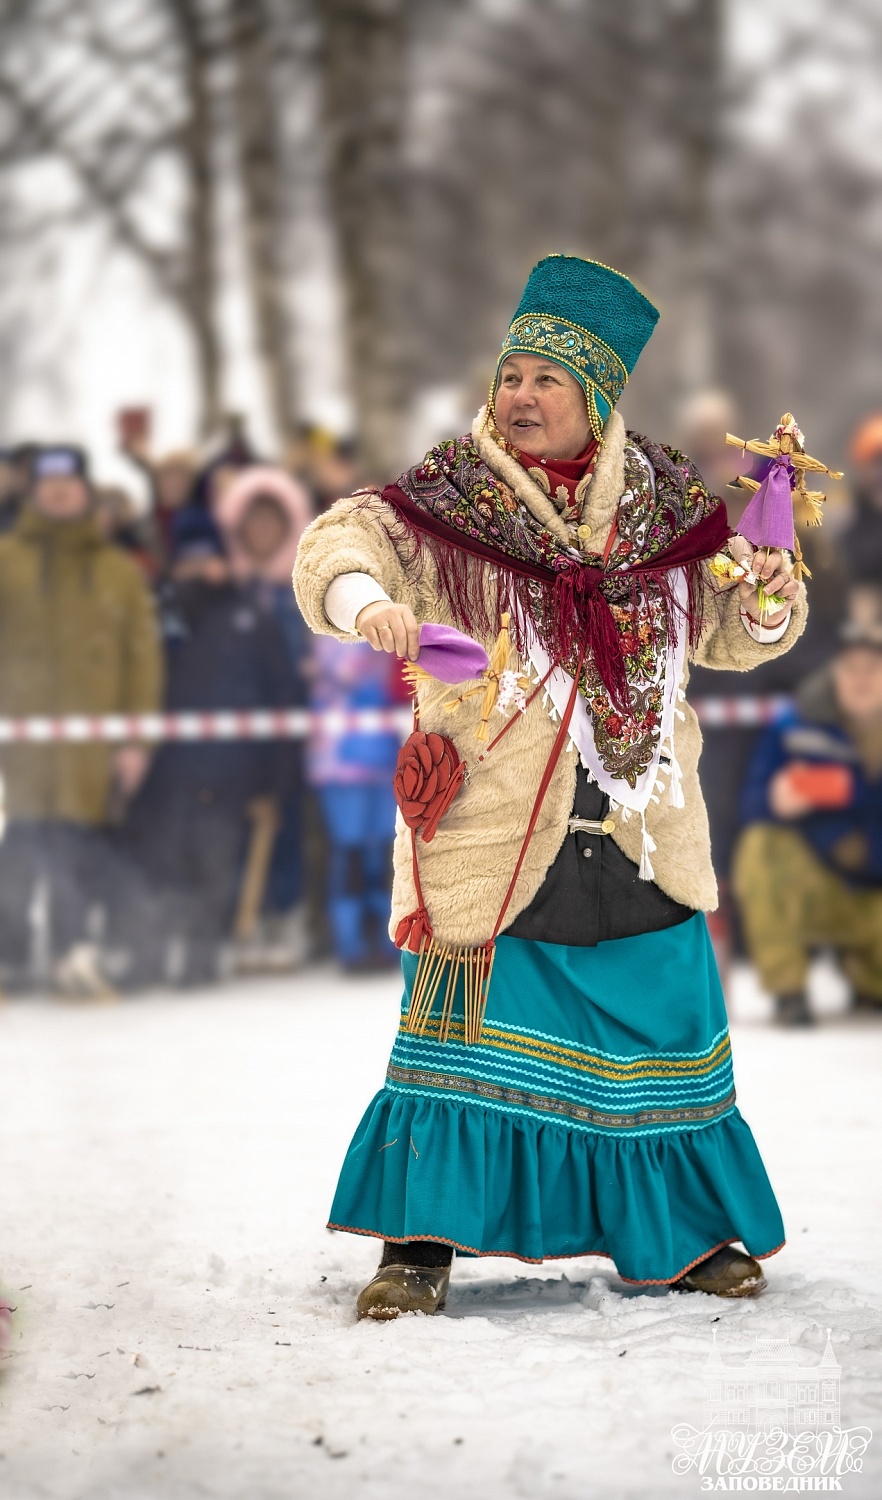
[1,964,881,1500]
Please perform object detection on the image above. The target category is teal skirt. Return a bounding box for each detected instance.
[329,914,785,1284]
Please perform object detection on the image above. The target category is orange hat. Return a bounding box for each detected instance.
[849,414,882,466]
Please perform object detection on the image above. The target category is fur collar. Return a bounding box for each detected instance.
[471,406,627,551]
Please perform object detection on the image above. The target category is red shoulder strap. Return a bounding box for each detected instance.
[491,640,586,941]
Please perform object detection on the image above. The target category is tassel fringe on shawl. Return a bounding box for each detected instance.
[369,433,730,716]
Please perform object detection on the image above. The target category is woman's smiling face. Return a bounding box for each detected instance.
[494,353,592,461]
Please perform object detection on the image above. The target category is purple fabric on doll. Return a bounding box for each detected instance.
[737,457,795,553]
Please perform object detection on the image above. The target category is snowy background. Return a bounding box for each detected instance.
[2,2,882,1494]
[3,0,882,480]
[1,966,880,1500]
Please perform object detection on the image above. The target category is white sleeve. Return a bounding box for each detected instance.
[324,572,392,634]
[739,605,790,644]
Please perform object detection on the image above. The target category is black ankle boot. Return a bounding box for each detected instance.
[676,1245,765,1298]
[380,1238,453,1270]
[774,992,814,1027]
[357,1240,454,1320]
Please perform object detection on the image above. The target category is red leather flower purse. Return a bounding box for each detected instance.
[393,730,466,844]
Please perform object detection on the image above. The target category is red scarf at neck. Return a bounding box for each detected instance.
[511,440,600,515]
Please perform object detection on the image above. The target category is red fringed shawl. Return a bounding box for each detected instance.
[371,430,730,718]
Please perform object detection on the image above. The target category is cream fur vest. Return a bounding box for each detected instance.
[294,410,807,946]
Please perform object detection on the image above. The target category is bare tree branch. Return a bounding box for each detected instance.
[0,71,183,294]
[229,0,302,443]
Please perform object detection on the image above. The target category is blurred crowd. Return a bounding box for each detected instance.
[0,416,406,996]
[0,398,880,1018]
[683,395,882,1026]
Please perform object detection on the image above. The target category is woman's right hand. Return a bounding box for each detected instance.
[356,600,421,660]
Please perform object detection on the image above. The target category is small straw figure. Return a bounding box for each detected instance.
[436,613,531,742]
[723,413,842,582]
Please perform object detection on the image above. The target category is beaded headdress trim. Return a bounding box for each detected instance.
[497,313,629,432]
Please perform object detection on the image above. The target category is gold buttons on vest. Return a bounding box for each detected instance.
[577,524,592,540]
[601,818,615,834]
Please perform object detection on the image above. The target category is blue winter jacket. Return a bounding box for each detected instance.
[739,673,882,888]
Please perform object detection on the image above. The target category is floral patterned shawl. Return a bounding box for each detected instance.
[376,430,730,790]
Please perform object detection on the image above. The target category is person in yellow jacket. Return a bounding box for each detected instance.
[0,445,163,993]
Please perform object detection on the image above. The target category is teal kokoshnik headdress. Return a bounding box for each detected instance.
[493,254,661,441]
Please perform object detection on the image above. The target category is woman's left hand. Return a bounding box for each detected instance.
[729,534,800,628]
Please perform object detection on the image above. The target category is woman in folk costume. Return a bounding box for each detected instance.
[294,255,804,1319]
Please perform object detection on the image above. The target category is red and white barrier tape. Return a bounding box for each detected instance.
[0,709,413,744]
[691,694,791,727]
[0,697,791,743]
